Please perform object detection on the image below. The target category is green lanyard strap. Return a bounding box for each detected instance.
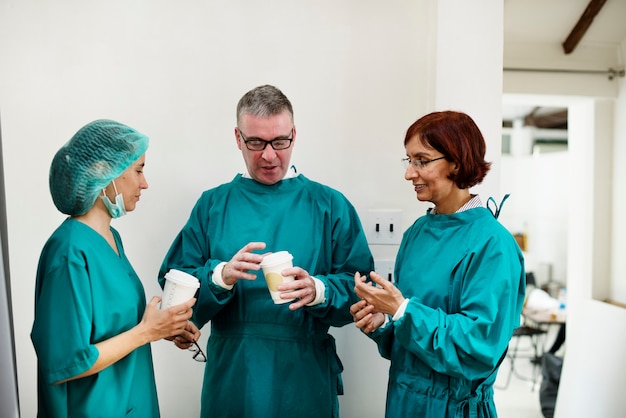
[487,193,510,219]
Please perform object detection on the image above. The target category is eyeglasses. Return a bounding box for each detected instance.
[239,129,294,151]
[401,156,446,170]
[188,341,207,362]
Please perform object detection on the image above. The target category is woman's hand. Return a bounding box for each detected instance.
[139,297,196,343]
[354,271,405,316]
[58,297,198,383]
[350,299,385,334]
[171,321,202,349]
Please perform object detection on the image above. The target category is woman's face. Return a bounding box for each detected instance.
[404,135,458,208]
[103,154,149,212]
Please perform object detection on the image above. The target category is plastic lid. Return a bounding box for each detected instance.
[164,269,200,288]
[260,251,293,267]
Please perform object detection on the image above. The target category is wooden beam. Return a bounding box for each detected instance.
[562,0,607,54]
[524,109,568,129]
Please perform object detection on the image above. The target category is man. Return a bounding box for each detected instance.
[159,84,374,418]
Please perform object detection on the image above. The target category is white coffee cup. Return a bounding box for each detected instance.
[161,269,200,309]
[259,251,295,304]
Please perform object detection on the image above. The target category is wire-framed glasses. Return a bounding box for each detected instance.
[188,341,207,362]
[239,128,294,151]
[401,156,446,170]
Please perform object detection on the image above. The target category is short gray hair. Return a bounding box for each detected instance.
[236,84,294,127]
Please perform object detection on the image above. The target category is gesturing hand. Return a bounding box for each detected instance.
[354,271,404,316]
[350,299,385,334]
[222,242,267,286]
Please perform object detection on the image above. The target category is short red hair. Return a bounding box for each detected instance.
[404,111,491,189]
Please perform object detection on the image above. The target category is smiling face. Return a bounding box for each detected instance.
[235,111,296,185]
[404,135,462,214]
[103,154,149,212]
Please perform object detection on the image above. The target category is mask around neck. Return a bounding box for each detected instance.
[100,180,127,218]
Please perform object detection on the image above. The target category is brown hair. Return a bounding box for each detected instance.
[404,111,491,189]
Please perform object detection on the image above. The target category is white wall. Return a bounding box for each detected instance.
[499,151,569,285]
[0,128,19,418]
[554,96,626,418]
[0,1,506,417]
[611,39,626,301]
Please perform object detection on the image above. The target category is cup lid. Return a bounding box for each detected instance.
[165,269,200,288]
[260,251,293,267]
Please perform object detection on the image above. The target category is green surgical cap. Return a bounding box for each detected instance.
[49,119,149,216]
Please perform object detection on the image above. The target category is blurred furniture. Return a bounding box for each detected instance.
[499,307,566,391]
[523,308,567,326]
[497,318,548,390]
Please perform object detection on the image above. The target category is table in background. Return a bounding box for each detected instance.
[523,308,566,327]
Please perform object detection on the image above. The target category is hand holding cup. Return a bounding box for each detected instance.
[260,251,296,304]
[161,269,200,309]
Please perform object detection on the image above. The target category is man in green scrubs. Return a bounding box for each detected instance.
[159,85,374,418]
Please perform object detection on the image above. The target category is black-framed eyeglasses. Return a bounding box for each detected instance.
[401,156,446,170]
[188,341,207,362]
[239,128,294,151]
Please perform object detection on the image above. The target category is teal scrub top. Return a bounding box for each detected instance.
[159,174,374,418]
[31,219,160,418]
[370,207,525,418]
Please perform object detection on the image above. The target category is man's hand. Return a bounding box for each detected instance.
[222,242,267,286]
[277,266,317,310]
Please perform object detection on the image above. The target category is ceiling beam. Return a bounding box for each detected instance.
[524,108,568,129]
[562,0,607,54]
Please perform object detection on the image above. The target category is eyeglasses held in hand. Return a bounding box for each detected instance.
[401,156,446,170]
[239,129,294,151]
[188,341,207,362]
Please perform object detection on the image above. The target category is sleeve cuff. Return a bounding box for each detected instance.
[392,298,410,321]
[306,277,326,306]
[212,262,234,290]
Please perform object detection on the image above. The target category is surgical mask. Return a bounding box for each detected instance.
[100,181,127,218]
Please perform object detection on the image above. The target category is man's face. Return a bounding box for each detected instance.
[236,111,296,185]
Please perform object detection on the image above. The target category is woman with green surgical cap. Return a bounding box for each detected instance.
[31,119,201,417]
[350,111,526,418]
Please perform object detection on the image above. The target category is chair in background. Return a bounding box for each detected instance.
[496,272,548,390]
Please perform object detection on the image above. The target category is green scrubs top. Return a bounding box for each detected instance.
[159,174,374,418]
[370,208,525,418]
[31,219,160,418]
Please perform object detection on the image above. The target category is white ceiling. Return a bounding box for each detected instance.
[502,0,626,121]
[505,0,626,47]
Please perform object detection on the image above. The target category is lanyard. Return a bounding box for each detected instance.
[487,193,510,219]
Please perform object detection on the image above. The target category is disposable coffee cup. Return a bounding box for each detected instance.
[161,269,200,309]
[260,251,295,304]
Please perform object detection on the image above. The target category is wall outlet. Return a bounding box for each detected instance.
[367,209,402,245]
